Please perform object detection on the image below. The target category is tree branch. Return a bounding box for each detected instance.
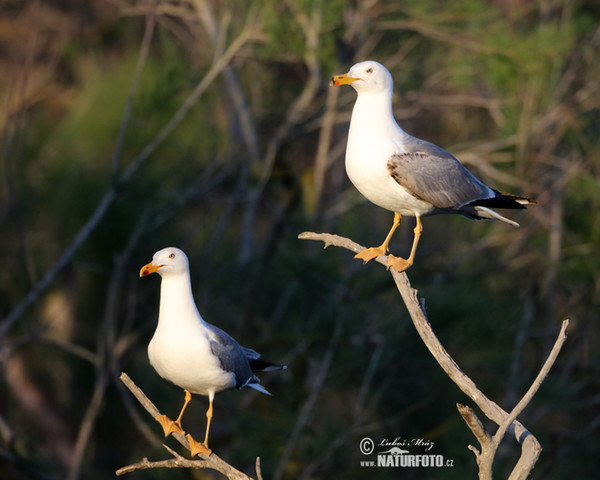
[116,372,260,480]
[299,231,569,479]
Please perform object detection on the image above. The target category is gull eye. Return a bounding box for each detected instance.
[169,253,175,259]
[366,68,373,74]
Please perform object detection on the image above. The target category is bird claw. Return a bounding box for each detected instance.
[355,246,387,263]
[186,434,212,456]
[155,414,185,437]
[386,255,413,272]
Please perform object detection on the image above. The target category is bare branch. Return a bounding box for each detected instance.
[299,231,569,479]
[255,457,263,480]
[298,232,377,260]
[117,372,258,480]
[115,450,241,477]
[457,404,491,453]
[457,404,493,479]
[119,372,188,447]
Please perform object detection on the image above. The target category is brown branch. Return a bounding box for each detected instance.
[299,231,569,480]
[255,457,263,480]
[116,372,260,480]
[116,443,255,479]
[457,404,491,454]
[457,403,493,477]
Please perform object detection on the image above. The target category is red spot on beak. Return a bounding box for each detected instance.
[139,262,162,277]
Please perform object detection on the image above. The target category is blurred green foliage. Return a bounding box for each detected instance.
[1,0,599,479]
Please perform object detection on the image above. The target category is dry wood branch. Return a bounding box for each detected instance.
[457,403,493,477]
[117,372,259,480]
[457,404,491,454]
[299,231,569,479]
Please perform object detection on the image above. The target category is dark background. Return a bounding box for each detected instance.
[1,1,598,479]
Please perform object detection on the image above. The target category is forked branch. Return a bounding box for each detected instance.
[299,231,568,480]
[116,372,260,480]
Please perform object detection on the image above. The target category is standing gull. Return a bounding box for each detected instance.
[140,247,286,456]
[331,60,535,272]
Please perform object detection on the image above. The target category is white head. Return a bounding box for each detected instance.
[139,247,189,278]
[331,60,393,96]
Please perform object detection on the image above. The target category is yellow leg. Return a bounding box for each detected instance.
[175,390,192,425]
[355,212,402,263]
[203,398,214,447]
[155,390,191,437]
[387,216,423,272]
[187,397,214,457]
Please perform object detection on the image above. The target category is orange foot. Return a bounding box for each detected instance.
[386,255,413,272]
[155,414,185,437]
[355,246,387,264]
[186,434,212,456]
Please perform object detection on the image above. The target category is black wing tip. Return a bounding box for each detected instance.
[497,190,536,205]
[471,190,535,210]
[249,358,287,373]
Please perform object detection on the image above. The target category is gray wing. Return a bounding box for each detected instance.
[388,138,493,209]
[206,325,255,389]
[241,346,261,360]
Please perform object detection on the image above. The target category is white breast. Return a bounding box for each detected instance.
[148,322,235,396]
[345,95,435,217]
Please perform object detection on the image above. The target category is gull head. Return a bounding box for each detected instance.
[140,247,189,278]
[330,60,393,95]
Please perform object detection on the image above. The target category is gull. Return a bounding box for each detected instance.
[140,247,286,456]
[331,60,534,272]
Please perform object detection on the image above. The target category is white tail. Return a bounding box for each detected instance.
[474,206,520,227]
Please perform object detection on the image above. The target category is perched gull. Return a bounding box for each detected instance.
[140,247,286,456]
[331,60,535,272]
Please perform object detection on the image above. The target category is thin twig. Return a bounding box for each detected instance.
[255,457,263,480]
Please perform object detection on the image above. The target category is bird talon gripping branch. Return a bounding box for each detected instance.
[155,414,185,437]
[186,434,212,457]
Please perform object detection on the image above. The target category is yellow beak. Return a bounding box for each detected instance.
[330,73,361,86]
[140,261,163,277]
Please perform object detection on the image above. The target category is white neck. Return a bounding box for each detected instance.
[350,90,404,136]
[347,90,407,160]
[157,273,205,330]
